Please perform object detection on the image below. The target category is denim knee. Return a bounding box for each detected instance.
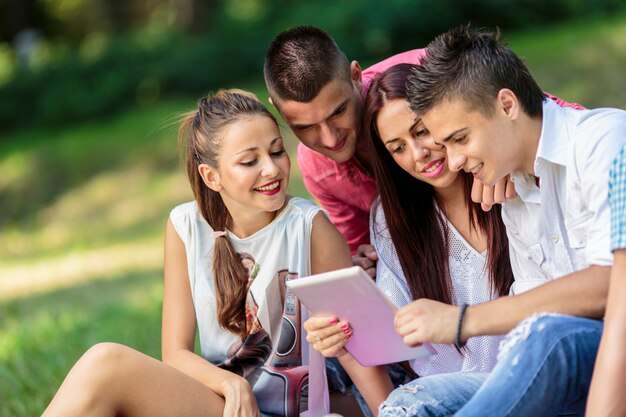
[378,372,487,417]
[379,381,442,417]
[497,313,602,362]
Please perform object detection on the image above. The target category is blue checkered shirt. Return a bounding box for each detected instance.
[610,144,626,251]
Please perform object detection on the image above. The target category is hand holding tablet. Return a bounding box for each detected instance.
[286,266,436,367]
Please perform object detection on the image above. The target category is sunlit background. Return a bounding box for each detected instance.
[1,0,626,415]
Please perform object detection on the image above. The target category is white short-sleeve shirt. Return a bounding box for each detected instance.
[503,100,626,294]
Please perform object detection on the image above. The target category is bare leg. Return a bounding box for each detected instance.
[42,343,226,417]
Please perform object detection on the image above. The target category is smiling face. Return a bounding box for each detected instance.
[275,77,362,163]
[376,99,459,189]
[205,114,290,220]
[422,95,524,187]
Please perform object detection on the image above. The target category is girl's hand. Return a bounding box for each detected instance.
[221,376,260,417]
[304,315,352,358]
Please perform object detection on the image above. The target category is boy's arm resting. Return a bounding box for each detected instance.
[396,265,609,346]
[586,250,626,417]
[162,219,255,405]
[463,265,609,338]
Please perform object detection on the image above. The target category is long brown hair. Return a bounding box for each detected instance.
[178,89,277,337]
[364,64,513,304]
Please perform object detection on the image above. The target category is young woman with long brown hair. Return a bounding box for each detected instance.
[367,63,514,368]
[305,63,515,416]
[40,89,390,417]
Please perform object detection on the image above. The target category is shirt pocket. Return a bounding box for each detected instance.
[528,242,546,265]
[509,241,550,294]
[565,212,592,249]
[508,223,546,268]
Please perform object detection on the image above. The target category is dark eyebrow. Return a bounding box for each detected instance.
[291,122,312,130]
[270,136,283,146]
[235,137,283,155]
[383,120,420,146]
[291,99,349,130]
[412,119,424,132]
[330,99,349,116]
[441,128,467,143]
[383,138,400,146]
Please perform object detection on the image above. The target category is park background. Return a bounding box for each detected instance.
[1,0,626,415]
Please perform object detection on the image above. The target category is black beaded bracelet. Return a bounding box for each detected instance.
[455,303,469,349]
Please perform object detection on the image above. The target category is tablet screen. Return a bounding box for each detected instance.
[286,266,435,367]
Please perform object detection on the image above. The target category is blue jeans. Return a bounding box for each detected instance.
[379,314,602,417]
[379,372,488,417]
[455,314,602,417]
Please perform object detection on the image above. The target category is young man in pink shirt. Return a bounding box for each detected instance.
[263,26,427,417]
[263,26,579,266]
[264,26,426,258]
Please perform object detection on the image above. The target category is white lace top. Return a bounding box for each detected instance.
[371,201,503,376]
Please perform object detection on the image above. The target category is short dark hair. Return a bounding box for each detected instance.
[264,25,351,103]
[407,25,546,118]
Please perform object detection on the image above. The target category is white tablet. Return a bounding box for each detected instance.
[286,266,435,367]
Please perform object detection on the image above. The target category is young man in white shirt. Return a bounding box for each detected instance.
[378,25,626,417]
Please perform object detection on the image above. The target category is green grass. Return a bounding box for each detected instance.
[0,270,163,416]
[0,86,312,415]
[2,14,626,416]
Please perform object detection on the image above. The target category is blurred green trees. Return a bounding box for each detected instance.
[2,6,626,415]
[0,0,624,133]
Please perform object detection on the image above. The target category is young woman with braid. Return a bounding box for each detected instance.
[41,89,387,417]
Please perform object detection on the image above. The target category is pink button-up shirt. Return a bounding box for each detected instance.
[297,49,427,254]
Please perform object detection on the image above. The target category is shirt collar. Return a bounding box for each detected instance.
[535,99,569,169]
[509,99,569,204]
[510,170,541,204]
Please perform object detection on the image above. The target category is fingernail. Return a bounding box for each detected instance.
[340,323,348,330]
[343,329,351,335]
[328,317,338,324]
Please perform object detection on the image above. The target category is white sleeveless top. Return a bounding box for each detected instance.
[371,202,503,376]
[170,197,328,417]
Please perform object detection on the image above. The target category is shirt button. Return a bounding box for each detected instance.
[551,235,560,243]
